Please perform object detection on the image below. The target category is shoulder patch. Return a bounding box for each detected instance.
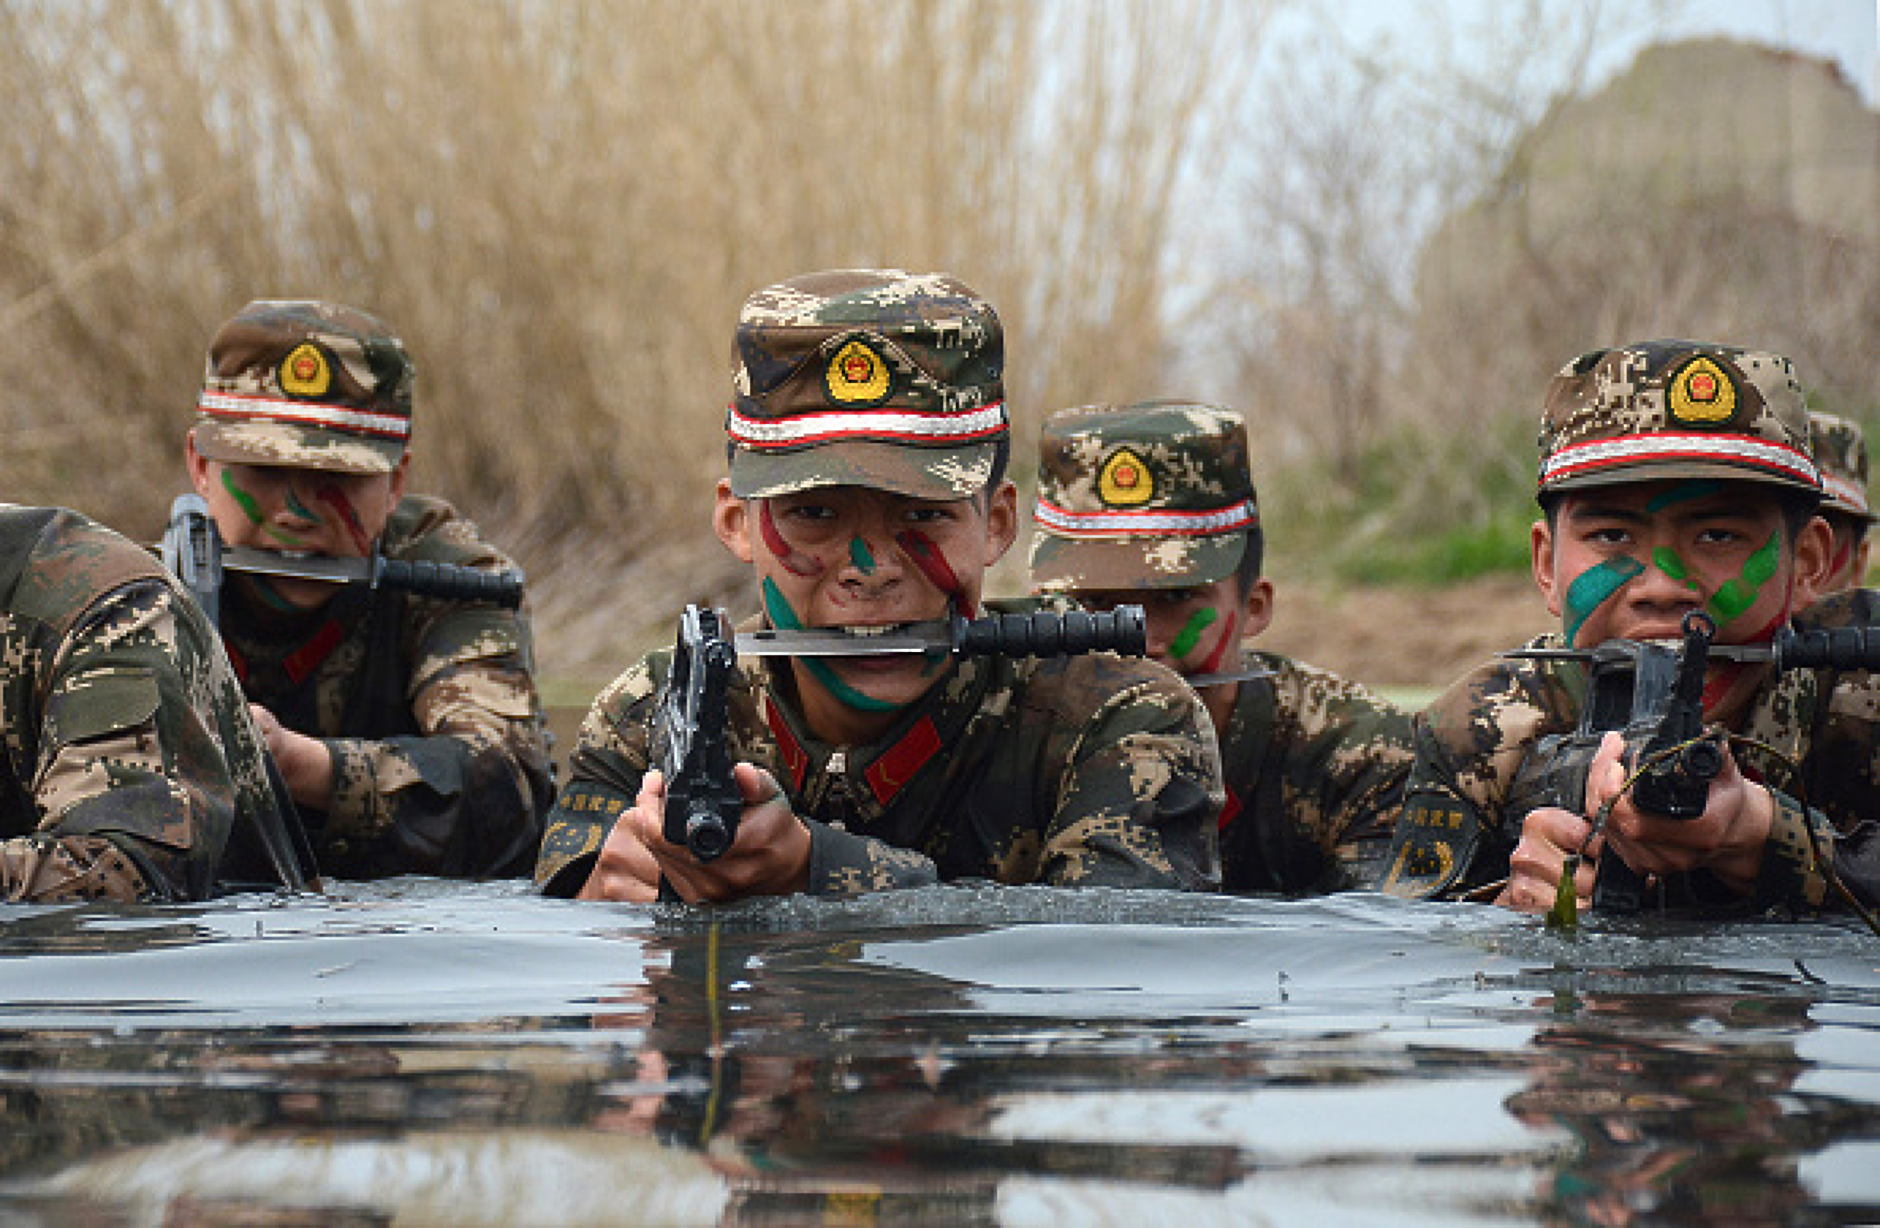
[1380,796,1476,899]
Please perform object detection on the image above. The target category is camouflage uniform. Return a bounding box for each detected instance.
[1381,340,1880,910]
[190,300,551,878]
[0,506,287,901]
[1031,402,1412,894]
[537,270,1222,898]
[1809,411,1872,524]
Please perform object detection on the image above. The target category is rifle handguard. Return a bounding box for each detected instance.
[373,558,525,608]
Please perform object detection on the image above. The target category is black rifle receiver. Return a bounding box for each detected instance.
[160,495,225,625]
[655,606,744,863]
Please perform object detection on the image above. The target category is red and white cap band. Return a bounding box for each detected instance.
[1539,432,1819,488]
[727,401,1006,450]
[1034,496,1258,538]
[1821,469,1870,514]
[198,391,411,441]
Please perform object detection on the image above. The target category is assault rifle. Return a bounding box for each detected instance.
[653,603,1148,870]
[158,494,525,619]
[1507,610,1880,913]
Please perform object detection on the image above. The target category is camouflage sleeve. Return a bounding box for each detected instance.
[1040,659,1223,892]
[1267,658,1416,887]
[534,659,657,897]
[321,605,551,878]
[804,822,940,897]
[1747,787,1880,914]
[3,579,241,902]
[1379,658,1555,901]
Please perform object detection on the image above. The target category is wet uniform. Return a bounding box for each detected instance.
[1216,648,1414,893]
[536,605,1223,898]
[223,494,551,878]
[1381,589,1880,911]
[0,506,286,901]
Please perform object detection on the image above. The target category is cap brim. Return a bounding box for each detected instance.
[728,439,1000,500]
[1540,459,1822,499]
[193,418,405,476]
[1029,530,1246,592]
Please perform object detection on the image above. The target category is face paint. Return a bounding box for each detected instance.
[757,501,822,577]
[316,484,374,556]
[221,470,308,548]
[1169,607,1217,660]
[1644,480,1723,513]
[1562,556,1646,646]
[849,537,875,574]
[1706,531,1781,625]
[1195,607,1240,675]
[1651,547,1694,586]
[761,577,899,713]
[894,531,972,617]
[284,484,321,523]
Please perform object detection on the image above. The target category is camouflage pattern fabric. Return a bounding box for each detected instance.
[726,269,1007,501]
[535,600,1223,898]
[0,506,286,902]
[1030,401,1256,592]
[1808,410,1873,522]
[1535,340,1818,496]
[194,299,413,476]
[1216,648,1414,894]
[220,494,550,878]
[1379,589,1880,912]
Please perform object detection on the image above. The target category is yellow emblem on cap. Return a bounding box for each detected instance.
[280,342,332,399]
[1098,447,1155,507]
[826,339,891,405]
[1668,355,1736,424]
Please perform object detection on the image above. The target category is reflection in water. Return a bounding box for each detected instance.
[0,883,1876,1224]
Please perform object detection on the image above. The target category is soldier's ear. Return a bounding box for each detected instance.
[1532,518,1563,618]
[387,453,412,503]
[714,481,755,564]
[184,431,215,497]
[983,480,1019,565]
[1788,513,1836,611]
[1241,577,1275,638]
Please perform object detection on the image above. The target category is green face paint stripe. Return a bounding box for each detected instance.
[849,537,875,574]
[222,469,308,548]
[760,577,903,713]
[1562,556,1645,646]
[1707,531,1782,624]
[221,470,266,524]
[1652,547,1689,581]
[1168,607,1218,659]
[284,486,319,522]
[1644,480,1722,513]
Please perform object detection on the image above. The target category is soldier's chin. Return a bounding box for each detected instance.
[245,573,341,613]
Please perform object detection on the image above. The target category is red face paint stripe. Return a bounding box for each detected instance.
[895,531,972,617]
[316,485,374,556]
[1196,608,1239,675]
[758,502,821,577]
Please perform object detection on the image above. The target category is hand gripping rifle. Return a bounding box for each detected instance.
[1508,609,1880,913]
[652,604,1149,873]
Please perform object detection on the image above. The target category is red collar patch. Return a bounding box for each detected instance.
[864,716,942,806]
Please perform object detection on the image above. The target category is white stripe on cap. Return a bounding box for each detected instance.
[198,391,410,440]
[727,401,1006,448]
[1034,497,1258,538]
[1822,469,1870,514]
[1540,432,1818,487]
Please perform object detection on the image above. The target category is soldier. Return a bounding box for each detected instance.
[0,506,291,901]
[1029,402,1413,893]
[183,300,552,878]
[536,269,1221,902]
[1808,410,1873,593]
[1381,339,1879,915]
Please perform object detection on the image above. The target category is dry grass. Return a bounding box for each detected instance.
[0,0,1266,681]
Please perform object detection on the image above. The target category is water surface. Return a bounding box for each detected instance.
[1,881,1875,1225]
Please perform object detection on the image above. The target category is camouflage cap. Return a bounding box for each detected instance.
[1535,339,1819,498]
[1809,410,1873,522]
[725,269,1006,500]
[1030,401,1257,591]
[193,300,414,476]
